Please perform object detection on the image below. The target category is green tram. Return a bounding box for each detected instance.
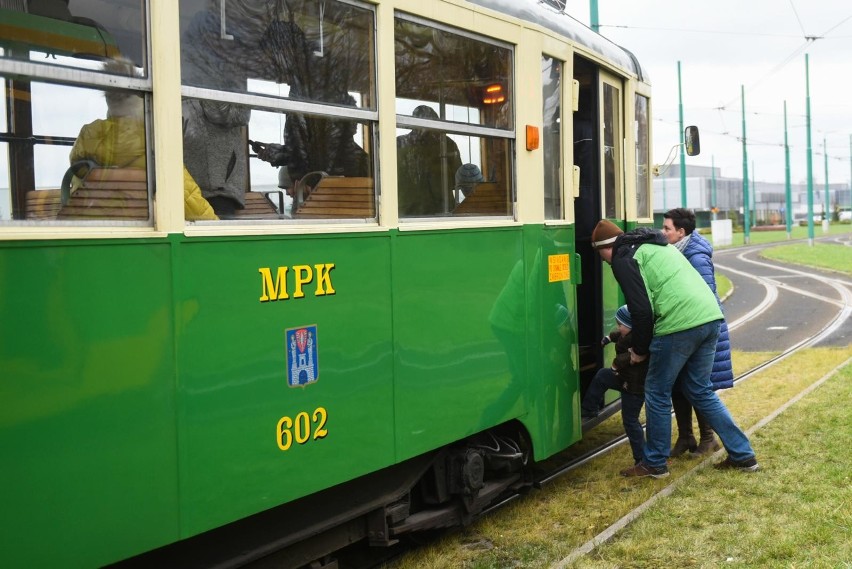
[0,1,654,566]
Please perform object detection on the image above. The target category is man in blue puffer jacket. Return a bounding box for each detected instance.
[663,208,734,456]
[591,219,758,478]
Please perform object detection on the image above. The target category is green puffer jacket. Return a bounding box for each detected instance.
[70,116,218,221]
[611,228,723,355]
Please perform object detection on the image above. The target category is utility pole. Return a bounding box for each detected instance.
[741,85,750,244]
[678,61,687,207]
[784,101,792,238]
[590,0,599,32]
[805,54,815,245]
[824,138,830,232]
[711,155,717,219]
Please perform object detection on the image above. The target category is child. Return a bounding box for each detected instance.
[581,305,649,468]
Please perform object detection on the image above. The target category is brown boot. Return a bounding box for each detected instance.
[693,411,722,456]
[670,397,697,457]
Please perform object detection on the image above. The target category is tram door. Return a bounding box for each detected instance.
[572,58,626,397]
[598,71,626,340]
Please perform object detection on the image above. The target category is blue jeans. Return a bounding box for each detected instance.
[582,368,646,463]
[643,320,755,468]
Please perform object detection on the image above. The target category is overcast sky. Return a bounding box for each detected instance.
[573,1,852,186]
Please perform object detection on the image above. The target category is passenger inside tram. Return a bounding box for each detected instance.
[396,105,463,217]
[70,59,218,221]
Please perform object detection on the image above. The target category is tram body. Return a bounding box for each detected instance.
[0,0,653,566]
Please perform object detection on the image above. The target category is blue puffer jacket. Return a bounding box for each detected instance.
[681,232,734,390]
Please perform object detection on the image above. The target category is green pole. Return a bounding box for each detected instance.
[711,155,717,219]
[824,137,830,231]
[784,101,793,238]
[741,85,750,244]
[678,61,687,207]
[805,54,815,245]
[752,160,756,226]
[590,0,599,33]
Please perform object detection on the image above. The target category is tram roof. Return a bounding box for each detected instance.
[466,0,647,82]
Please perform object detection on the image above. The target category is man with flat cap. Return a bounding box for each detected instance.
[590,219,758,478]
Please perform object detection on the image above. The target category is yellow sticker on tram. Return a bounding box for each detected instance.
[548,254,570,282]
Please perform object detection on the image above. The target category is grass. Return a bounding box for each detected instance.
[759,242,852,276]
[712,223,852,249]
[577,352,852,569]
[387,346,852,569]
[716,273,732,300]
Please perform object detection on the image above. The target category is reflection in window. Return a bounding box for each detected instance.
[542,56,562,220]
[635,94,651,219]
[179,0,374,109]
[0,0,148,73]
[394,18,512,129]
[394,16,513,219]
[602,83,621,219]
[179,0,377,221]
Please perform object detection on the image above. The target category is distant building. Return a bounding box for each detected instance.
[654,164,851,226]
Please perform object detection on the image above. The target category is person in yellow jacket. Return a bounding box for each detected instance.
[69,60,218,221]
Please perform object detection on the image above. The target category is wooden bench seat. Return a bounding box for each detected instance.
[235,191,283,219]
[295,177,375,219]
[453,182,511,216]
[26,189,62,220]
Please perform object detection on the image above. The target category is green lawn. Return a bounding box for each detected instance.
[711,222,852,248]
[759,242,852,276]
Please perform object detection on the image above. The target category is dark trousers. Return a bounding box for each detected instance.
[582,367,646,463]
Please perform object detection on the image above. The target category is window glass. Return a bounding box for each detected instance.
[635,94,650,219]
[394,17,513,219]
[602,83,621,219]
[395,18,512,130]
[0,72,154,223]
[179,1,377,221]
[0,0,148,74]
[179,0,374,109]
[396,126,511,217]
[542,55,562,220]
[1,1,154,224]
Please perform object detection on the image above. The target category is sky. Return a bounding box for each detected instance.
[571,0,852,186]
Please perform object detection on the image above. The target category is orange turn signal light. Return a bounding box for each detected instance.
[526,125,540,151]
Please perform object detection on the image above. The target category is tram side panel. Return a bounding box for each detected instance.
[392,224,582,464]
[174,233,394,537]
[0,241,180,568]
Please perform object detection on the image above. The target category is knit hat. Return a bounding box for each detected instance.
[614,305,632,328]
[591,219,623,249]
[455,163,484,185]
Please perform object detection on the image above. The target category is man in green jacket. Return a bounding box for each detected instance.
[591,220,758,478]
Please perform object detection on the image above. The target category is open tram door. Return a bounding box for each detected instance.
[572,57,626,405]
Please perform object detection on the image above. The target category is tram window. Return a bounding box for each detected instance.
[1,1,155,225]
[179,0,378,221]
[542,55,563,220]
[179,0,374,110]
[602,83,621,219]
[635,94,651,219]
[0,0,147,75]
[394,16,514,219]
[0,78,155,223]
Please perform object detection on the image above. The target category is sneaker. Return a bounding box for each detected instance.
[714,456,760,472]
[620,462,670,479]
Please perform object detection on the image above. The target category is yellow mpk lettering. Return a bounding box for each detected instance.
[259,267,290,302]
[292,264,313,299]
[315,263,336,296]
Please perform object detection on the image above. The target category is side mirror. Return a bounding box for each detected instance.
[684,126,700,156]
